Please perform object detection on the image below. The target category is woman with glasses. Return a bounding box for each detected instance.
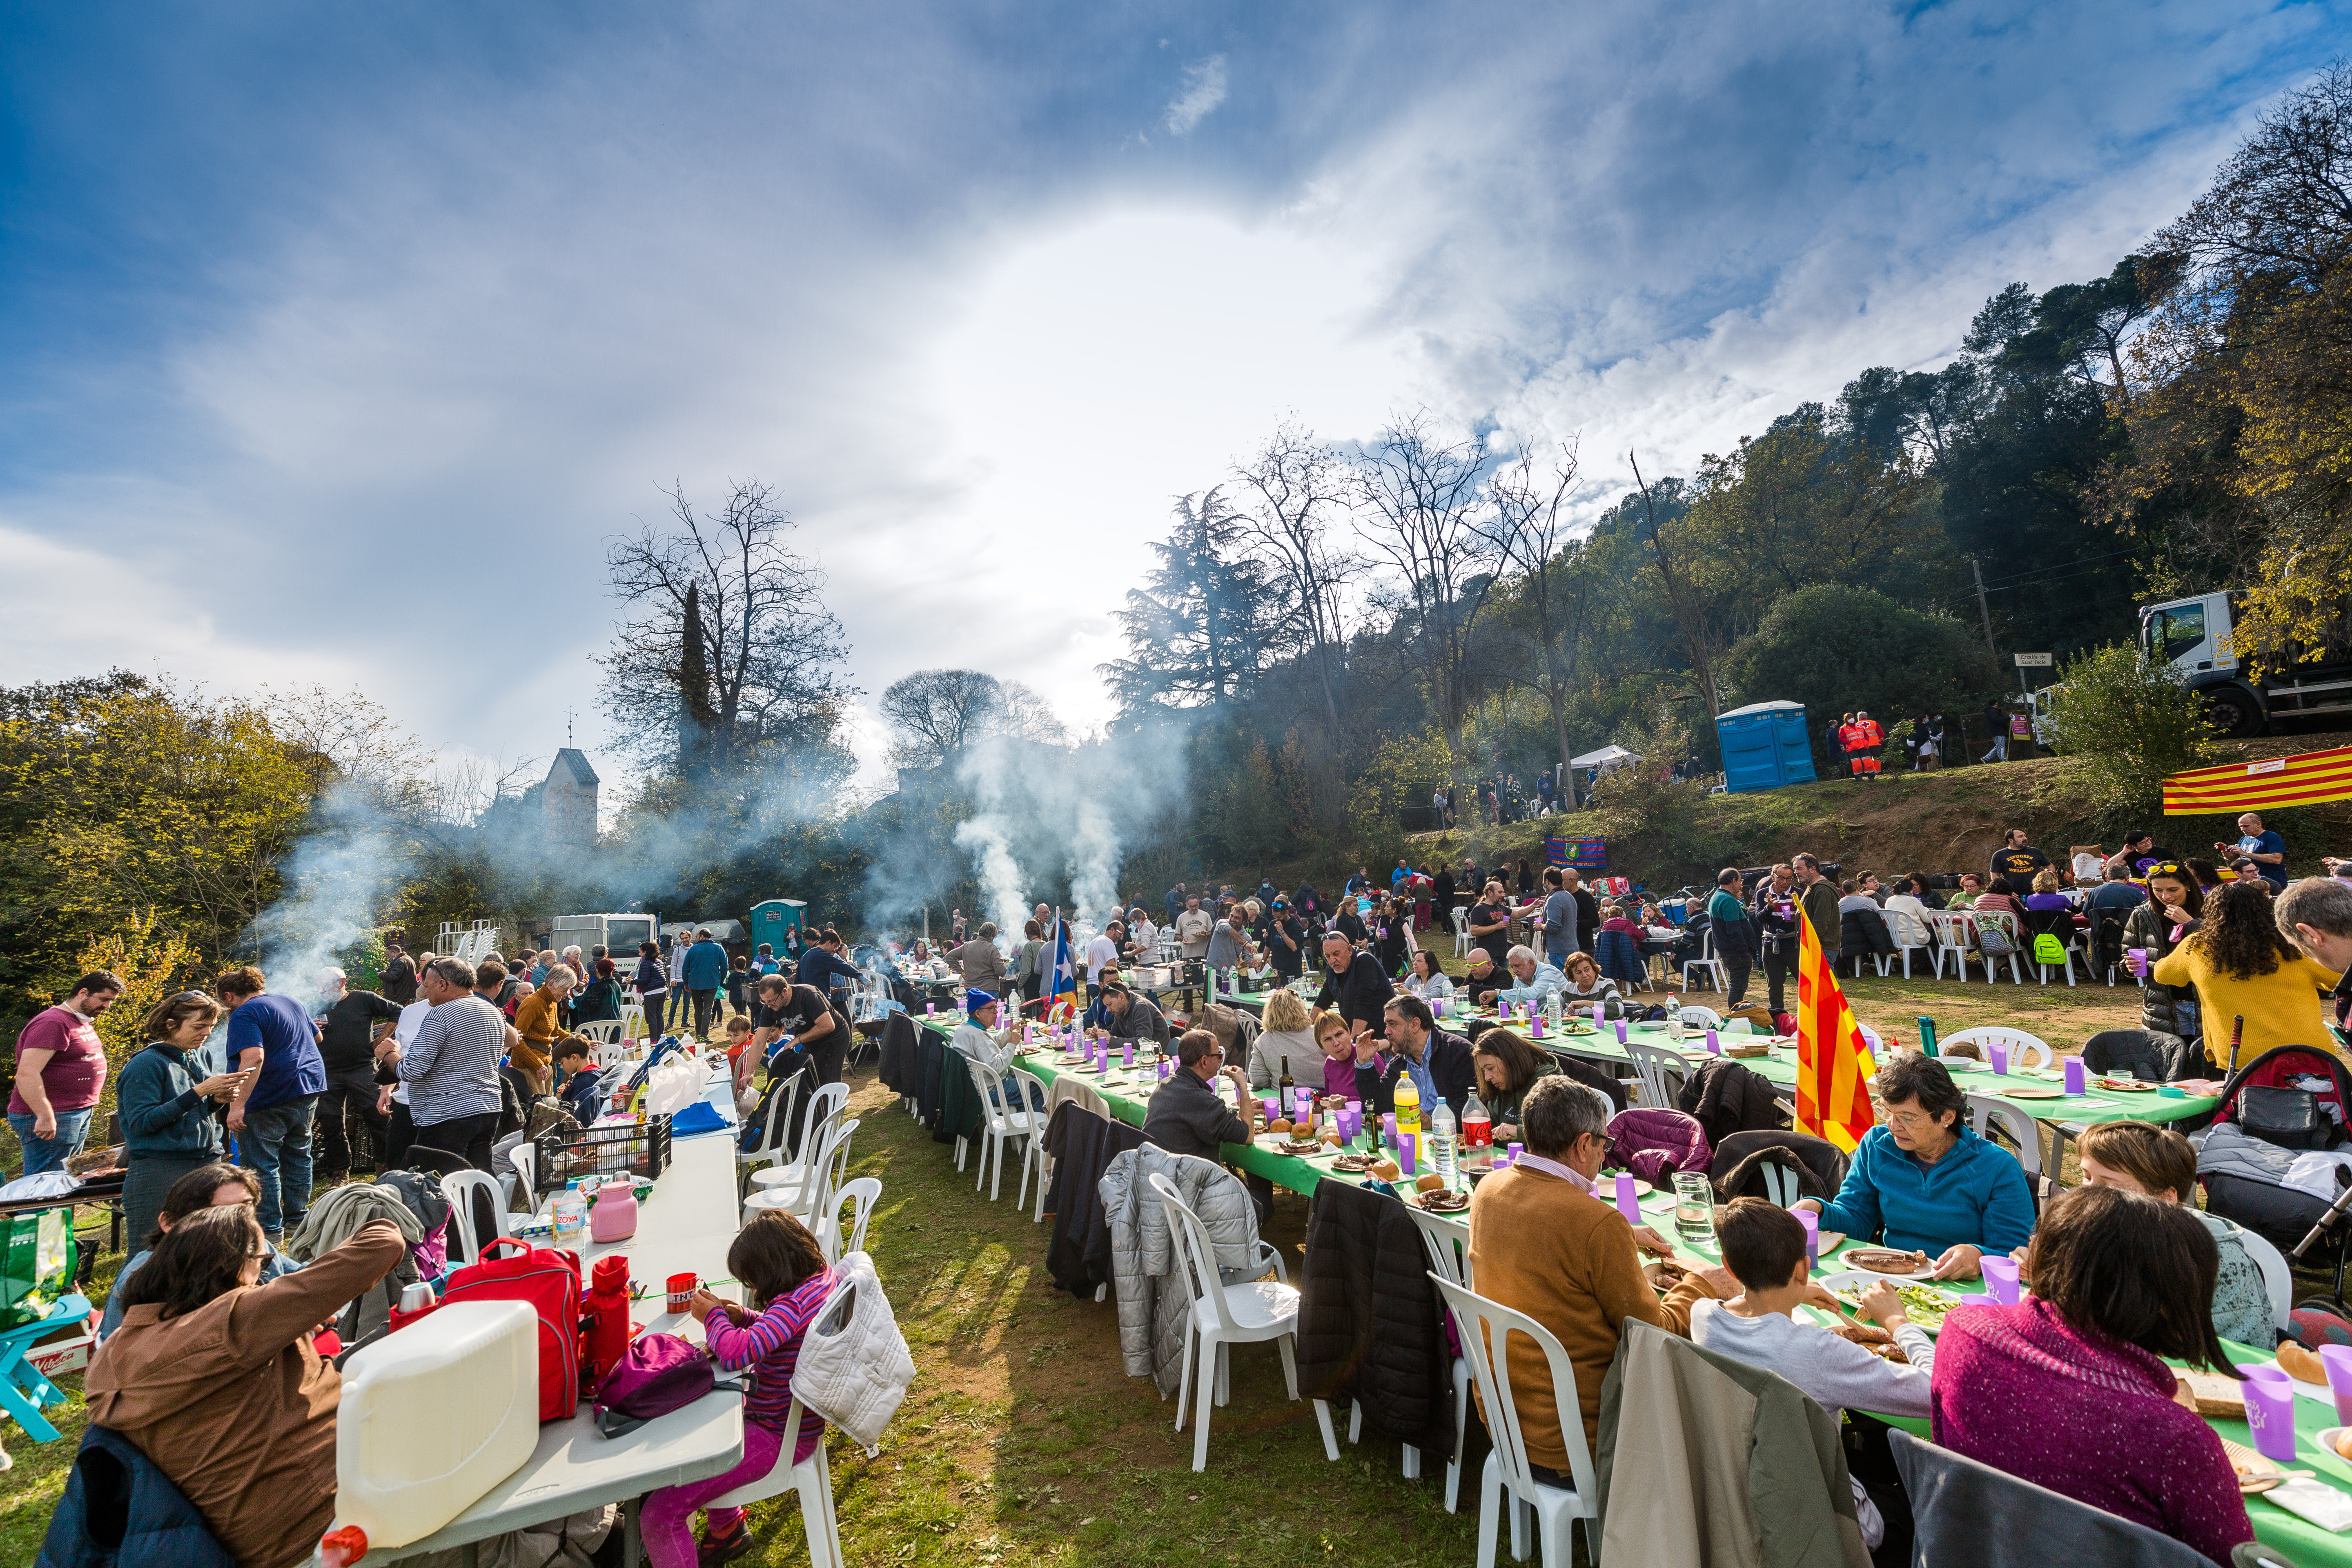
[85,1202,406,1568]
[114,992,249,1247]
[2123,864,2205,1058]
[1791,1054,2036,1283]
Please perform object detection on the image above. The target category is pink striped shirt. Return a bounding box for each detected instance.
[704,1266,837,1461]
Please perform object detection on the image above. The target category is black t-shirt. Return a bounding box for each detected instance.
[1265,915,1306,975]
[762,983,846,1085]
[1990,845,2048,884]
[317,991,404,1070]
[1468,900,1511,935]
[1334,909,1368,944]
[1313,953,1396,1038]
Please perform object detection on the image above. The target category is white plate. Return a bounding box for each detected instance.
[2257,1362,2343,1408]
[2319,1426,2350,1459]
[1819,1263,1941,1290]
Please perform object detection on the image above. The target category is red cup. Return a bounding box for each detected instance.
[665,1272,699,1313]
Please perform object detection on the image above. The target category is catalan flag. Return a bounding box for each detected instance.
[1794,909,1878,1153]
[2163,746,2352,817]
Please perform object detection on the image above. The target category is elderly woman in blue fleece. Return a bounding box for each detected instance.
[1791,1052,2036,1282]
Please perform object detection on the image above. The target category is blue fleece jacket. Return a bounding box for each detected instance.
[679,938,729,991]
[1817,1123,2036,1258]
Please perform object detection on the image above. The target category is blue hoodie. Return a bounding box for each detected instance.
[1818,1123,2036,1258]
[679,938,729,991]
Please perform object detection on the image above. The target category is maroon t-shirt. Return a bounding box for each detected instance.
[7,1005,107,1115]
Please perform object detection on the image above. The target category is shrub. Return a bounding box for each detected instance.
[2042,643,2218,824]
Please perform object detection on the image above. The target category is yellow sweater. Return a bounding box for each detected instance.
[509,988,565,1074]
[2151,942,2342,1065]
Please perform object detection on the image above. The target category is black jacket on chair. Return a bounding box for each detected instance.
[1676,1057,1789,1147]
[1839,907,1898,960]
[1708,1129,1851,1203]
[1296,1179,1454,1462]
[1042,1101,1149,1298]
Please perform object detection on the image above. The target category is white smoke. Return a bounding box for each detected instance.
[250,780,403,1004]
[950,812,1029,951]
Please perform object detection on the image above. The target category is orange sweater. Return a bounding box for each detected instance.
[1466,1162,1717,1468]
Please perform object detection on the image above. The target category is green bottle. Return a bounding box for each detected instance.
[1917,1016,1938,1057]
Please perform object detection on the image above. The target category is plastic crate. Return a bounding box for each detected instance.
[532,1115,671,1194]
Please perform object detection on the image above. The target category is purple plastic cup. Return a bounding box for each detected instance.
[1122,1042,1134,1068]
[2063,1057,2086,1096]
[1795,1208,1819,1267]
[1383,1112,1398,1140]
[1592,1003,1605,1026]
[1705,1028,1722,1055]
[1261,1097,1278,1123]
[2243,1365,2300,1462]
[1989,1043,2009,1075]
[1502,1142,1523,1166]
[1615,1172,1642,1224]
[1980,1256,2022,1305]
[2127,946,2148,978]
[1157,1059,1170,1081]
[2321,1344,2352,1425]
[1346,1099,1363,1118]
[926,1003,935,1016]
[1397,1134,1417,1177]
[1615,1021,1629,1045]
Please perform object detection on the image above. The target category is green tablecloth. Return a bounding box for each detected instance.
[1491,1015,2221,1129]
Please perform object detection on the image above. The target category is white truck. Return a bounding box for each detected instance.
[2140,589,2352,736]
[545,912,662,963]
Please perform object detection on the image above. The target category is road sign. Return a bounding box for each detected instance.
[2013,652,2054,668]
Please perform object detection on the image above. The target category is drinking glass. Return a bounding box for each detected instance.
[1671,1172,1715,1245]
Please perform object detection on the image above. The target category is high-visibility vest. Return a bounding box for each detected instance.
[1855,719,1883,748]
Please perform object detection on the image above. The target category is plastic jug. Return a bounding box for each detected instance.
[589,1181,637,1242]
[333,1300,539,1548]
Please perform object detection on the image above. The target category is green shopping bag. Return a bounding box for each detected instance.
[0,1206,78,1329]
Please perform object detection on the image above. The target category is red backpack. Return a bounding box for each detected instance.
[433,1238,583,1421]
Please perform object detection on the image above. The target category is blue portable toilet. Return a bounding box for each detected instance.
[1715,701,1819,793]
[748,899,807,959]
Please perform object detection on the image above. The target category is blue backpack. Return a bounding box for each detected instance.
[38,1424,234,1568]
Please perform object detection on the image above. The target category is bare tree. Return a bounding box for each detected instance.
[599,480,855,777]
[1479,440,1591,772]
[1628,452,1723,721]
[1228,419,1355,733]
[1353,410,1502,751]
[880,669,1067,771]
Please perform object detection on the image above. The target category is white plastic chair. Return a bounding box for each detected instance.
[705,1394,844,1568]
[1621,1038,1686,1109]
[1011,1067,1053,1220]
[1402,1201,1475,1514]
[745,1117,859,1227]
[952,1056,1041,1203]
[1942,1026,2053,1073]
[1966,1094,2044,1181]
[1679,932,1727,994]
[617,1003,646,1040]
[1675,1003,1723,1030]
[441,1169,520,1264]
[736,1076,802,1195]
[1432,1274,1600,1568]
[574,1019,624,1044]
[749,1081,848,1196]
[1451,906,1472,958]
[1149,1172,1336,1472]
[505,1142,537,1213]
[1881,905,1936,980]
[815,1176,880,1266]
[2233,1224,2297,1333]
[1925,911,1976,981]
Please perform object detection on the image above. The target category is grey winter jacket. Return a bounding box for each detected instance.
[1099,1146,1266,1396]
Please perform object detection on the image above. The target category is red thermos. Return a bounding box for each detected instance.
[580,1255,633,1394]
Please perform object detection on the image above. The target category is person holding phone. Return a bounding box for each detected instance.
[115,991,254,1246]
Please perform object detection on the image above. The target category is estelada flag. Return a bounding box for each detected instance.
[1039,915,1080,1025]
[1795,909,1878,1153]
[2162,746,2352,817]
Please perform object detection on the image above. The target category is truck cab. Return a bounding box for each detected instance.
[2139,590,2352,735]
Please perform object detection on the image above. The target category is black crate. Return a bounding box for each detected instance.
[533,1114,672,1194]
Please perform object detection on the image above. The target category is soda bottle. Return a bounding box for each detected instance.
[1430,1101,1459,1185]
[1394,1074,1422,1141]
[1461,1096,1492,1155]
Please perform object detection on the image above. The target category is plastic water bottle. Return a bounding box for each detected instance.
[1430,1101,1459,1185]
[552,1182,587,1243]
[1666,995,1684,1039]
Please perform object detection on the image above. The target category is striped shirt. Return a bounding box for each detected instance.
[705,1266,837,1459]
[397,994,505,1125]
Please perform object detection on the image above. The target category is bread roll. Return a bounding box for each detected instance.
[1370,1159,1401,1180]
[1269,1118,1293,1135]
[2278,1341,2328,1385]
[1416,1172,1446,1192]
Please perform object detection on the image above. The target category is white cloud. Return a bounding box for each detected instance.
[1164,54,1228,136]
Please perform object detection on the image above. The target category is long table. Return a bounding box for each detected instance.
[374,1062,751,1567]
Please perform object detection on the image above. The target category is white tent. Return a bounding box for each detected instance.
[1568,744,1641,771]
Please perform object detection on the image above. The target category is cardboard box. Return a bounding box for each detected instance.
[24,1305,96,1380]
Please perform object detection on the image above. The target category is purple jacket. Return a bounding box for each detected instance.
[1604,1107,1711,1186]
[1931,1298,2252,1564]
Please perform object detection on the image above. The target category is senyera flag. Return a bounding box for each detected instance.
[2163,745,2352,816]
[1795,911,1878,1153]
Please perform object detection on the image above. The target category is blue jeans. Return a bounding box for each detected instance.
[244,1096,318,1237]
[8,1108,94,1174]
[1546,943,1574,971]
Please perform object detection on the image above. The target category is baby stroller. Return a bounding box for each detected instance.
[2196,1043,2352,1302]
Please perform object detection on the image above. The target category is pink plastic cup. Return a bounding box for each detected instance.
[2321,1344,2352,1425]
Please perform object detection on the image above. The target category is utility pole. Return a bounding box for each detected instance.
[1969,558,2000,666]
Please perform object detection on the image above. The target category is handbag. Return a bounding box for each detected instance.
[593,1330,714,1436]
[2241,1085,2330,1150]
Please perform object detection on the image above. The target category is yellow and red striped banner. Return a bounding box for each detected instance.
[1795,910,1878,1153]
[2163,746,2352,816]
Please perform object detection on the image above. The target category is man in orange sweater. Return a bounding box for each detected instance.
[1467,1076,1733,1470]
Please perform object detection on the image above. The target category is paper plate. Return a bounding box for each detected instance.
[2222,1437,2285,1494]
[1999,1086,2065,1100]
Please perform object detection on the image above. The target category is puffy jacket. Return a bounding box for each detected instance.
[1296,1180,1454,1461]
[1606,1107,1712,1186]
[1710,1130,1851,1204]
[1100,1146,1262,1396]
[1840,907,1898,960]
[2124,903,2202,1043]
[38,1424,234,1568]
[1677,1057,1788,1147]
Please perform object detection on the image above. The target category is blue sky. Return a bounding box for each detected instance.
[1,1,2343,793]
